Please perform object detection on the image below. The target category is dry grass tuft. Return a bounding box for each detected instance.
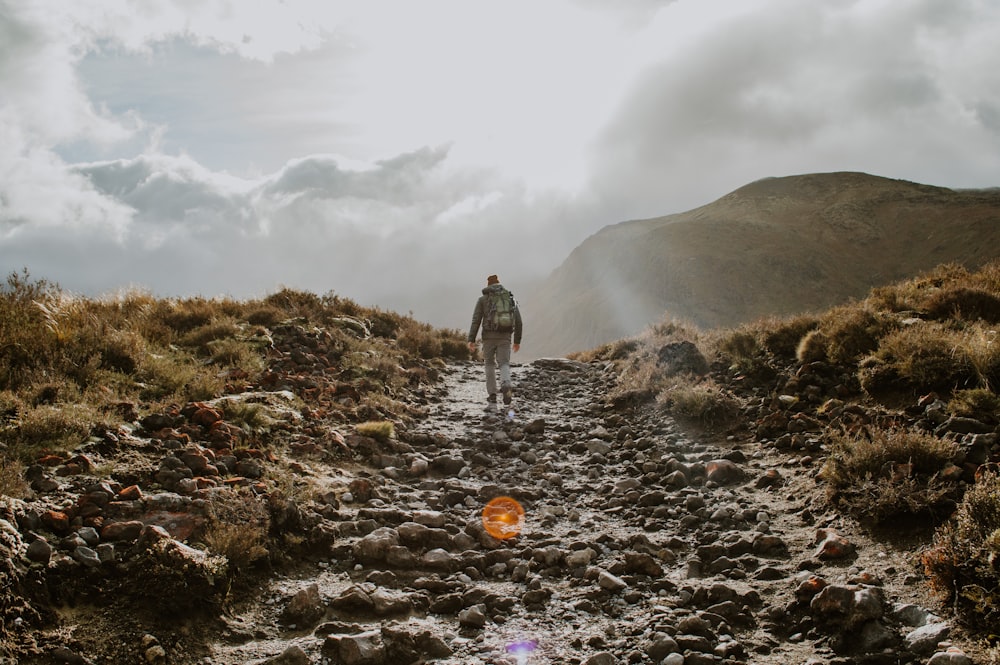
[820,427,959,524]
[355,420,395,442]
[861,322,980,394]
[947,388,1000,423]
[923,472,1000,632]
[658,377,740,431]
[0,456,29,499]
[202,489,270,575]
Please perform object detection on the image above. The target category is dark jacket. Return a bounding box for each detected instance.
[468,283,523,344]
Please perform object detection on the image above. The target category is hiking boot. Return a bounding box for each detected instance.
[501,386,513,405]
[486,393,497,403]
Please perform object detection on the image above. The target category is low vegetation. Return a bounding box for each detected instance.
[0,267,467,485]
[923,472,1000,632]
[819,427,960,524]
[4,259,1000,649]
[583,260,1000,644]
[0,268,472,620]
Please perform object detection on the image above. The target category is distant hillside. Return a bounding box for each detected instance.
[527,172,1000,358]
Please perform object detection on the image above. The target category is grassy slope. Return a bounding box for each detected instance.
[529,172,1000,358]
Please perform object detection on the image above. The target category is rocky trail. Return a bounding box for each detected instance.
[202,358,976,665]
[1,346,985,665]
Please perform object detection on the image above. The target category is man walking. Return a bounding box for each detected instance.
[468,274,523,406]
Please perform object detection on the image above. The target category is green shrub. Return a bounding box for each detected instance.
[207,338,264,372]
[219,401,276,441]
[397,320,442,359]
[140,353,223,402]
[98,329,147,374]
[150,298,216,334]
[820,427,959,524]
[263,288,324,318]
[923,472,1000,632]
[717,329,760,361]
[571,338,639,363]
[438,332,471,360]
[964,327,1000,390]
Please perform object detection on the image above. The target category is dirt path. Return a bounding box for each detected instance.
[205,358,972,665]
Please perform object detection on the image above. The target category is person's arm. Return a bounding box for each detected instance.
[468,297,484,350]
[512,301,523,350]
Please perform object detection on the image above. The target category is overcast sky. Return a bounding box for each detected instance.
[2,0,1000,328]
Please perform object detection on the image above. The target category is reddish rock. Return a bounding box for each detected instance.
[194,477,218,490]
[77,502,103,519]
[796,575,828,601]
[40,510,71,534]
[82,516,105,530]
[117,485,143,501]
[101,520,145,542]
[142,511,205,541]
[190,406,223,428]
[181,451,210,472]
[55,463,84,477]
[706,459,744,485]
[755,469,783,488]
[348,478,375,502]
[814,528,856,560]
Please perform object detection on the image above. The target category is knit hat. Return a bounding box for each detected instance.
[487,275,499,285]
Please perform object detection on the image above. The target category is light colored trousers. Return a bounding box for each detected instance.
[481,331,512,396]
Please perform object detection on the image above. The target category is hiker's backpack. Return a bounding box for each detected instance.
[484,288,516,333]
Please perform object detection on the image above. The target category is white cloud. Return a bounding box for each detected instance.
[588,0,1000,218]
[2,0,1000,332]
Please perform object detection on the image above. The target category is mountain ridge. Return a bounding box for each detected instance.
[526,171,1000,358]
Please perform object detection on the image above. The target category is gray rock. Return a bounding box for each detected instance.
[76,527,100,546]
[326,630,385,665]
[260,645,310,665]
[421,548,456,572]
[458,604,487,628]
[73,545,101,568]
[597,570,628,591]
[905,621,950,655]
[583,652,617,665]
[892,603,939,627]
[370,588,412,616]
[856,620,896,652]
[96,543,115,563]
[283,583,324,627]
[657,340,709,376]
[928,649,974,665]
[352,527,400,564]
[645,634,679,661]
[26,538,53,564]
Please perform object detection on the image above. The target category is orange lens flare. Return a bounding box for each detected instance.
[482,496,525,540]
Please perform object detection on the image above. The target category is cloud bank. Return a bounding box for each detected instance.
[2,0,1000,331]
